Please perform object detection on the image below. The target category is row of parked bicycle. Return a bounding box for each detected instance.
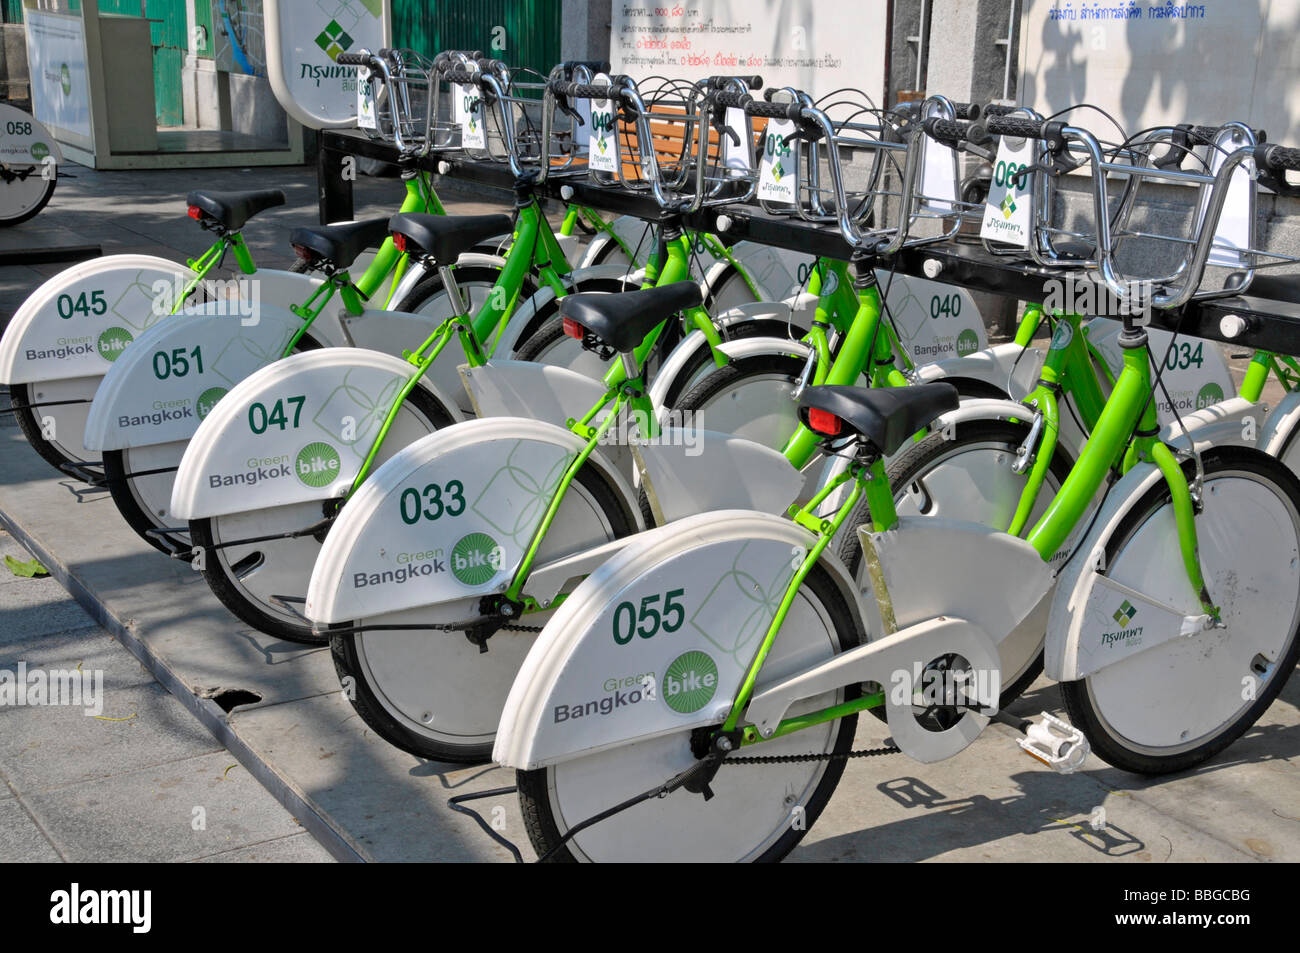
[4,48,1300,861]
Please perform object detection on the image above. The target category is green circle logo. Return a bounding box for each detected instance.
[30,142,49,162]
[60,63,71,96]
[662,650,718,714]
[956,328,979,357]
[1196,382,1224,410]
[195,386,227,420]
[294,441,340,488]
[96,327,133,362]
[450,532,505,586]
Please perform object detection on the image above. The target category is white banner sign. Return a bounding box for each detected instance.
[1021,1,1300,147]
[25,10,91,141]
[610,0,887,104]
[264,0,390,129]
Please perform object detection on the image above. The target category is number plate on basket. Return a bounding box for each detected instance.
[356,68,377,130]
[460,84,486,149]
[589,73,618,174]
[980,135,1033,247]
[758,118,797,202]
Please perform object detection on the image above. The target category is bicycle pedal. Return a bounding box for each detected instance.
[1017,711,1089,774]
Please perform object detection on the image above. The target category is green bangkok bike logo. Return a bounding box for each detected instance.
[314,20,355,61]
[195,387,227,421]
[60,64,71,96]
[30,142,50,162]
[295,442,341,488]
[662,650,718,714]
[451,532,505,586]
[96,327,132,362]
[956,329,979,357]
[1196,382,1224,410]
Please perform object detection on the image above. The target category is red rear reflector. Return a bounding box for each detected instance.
[808,407,842,436]
[392,232,407,252]
[187,205,202,220]
[292,243,316,262]
[562,316,585,339]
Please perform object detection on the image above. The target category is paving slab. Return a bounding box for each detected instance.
[193,831,334,863]
[0,798,63,863]
[21,750,315,863]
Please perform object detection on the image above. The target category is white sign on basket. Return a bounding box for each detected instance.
[980,135,1034,248]
[459,82,486,149]
[758,118,797,203]
[356,68,377,130]
[588,73,619,174]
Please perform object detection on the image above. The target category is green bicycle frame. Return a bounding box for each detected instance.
[720,320,1220,751]
[344,196,575,495]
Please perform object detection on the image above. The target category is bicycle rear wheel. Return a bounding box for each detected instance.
[518,562,860,862]
[1062,446,1300,774]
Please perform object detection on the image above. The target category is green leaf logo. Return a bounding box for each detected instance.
[1112,599,1137,628]
[314,20,355,61]
[1000,193,1017,219]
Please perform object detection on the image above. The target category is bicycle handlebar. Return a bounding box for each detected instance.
[706,75,763,90]
[1256,143,1300,172]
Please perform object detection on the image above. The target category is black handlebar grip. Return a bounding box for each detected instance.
[561,60,612,74]
[709,89,752,110]
[1188,123,1267,145]
[981,103,1020,117]
[985,115,1049,140]
[949,102,981,121]
[442,69,479,86]
[567,82,620,100]
[335,52,373,67]
[745,99,802,121]
[1258,144,1300,173]
[707,75,763,90]
[923,117,968,145]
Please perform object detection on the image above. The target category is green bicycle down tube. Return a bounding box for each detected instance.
[783,283,888,470]
[1007,362,1063,538]
[503,390,630,603]
[722,462,871,736]
[1006,312,1098,538]
[1059,315,1110,432]
[351,176,433,304]
[1026,342,1155,561]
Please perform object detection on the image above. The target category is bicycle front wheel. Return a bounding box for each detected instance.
[1062,446,1300,774]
